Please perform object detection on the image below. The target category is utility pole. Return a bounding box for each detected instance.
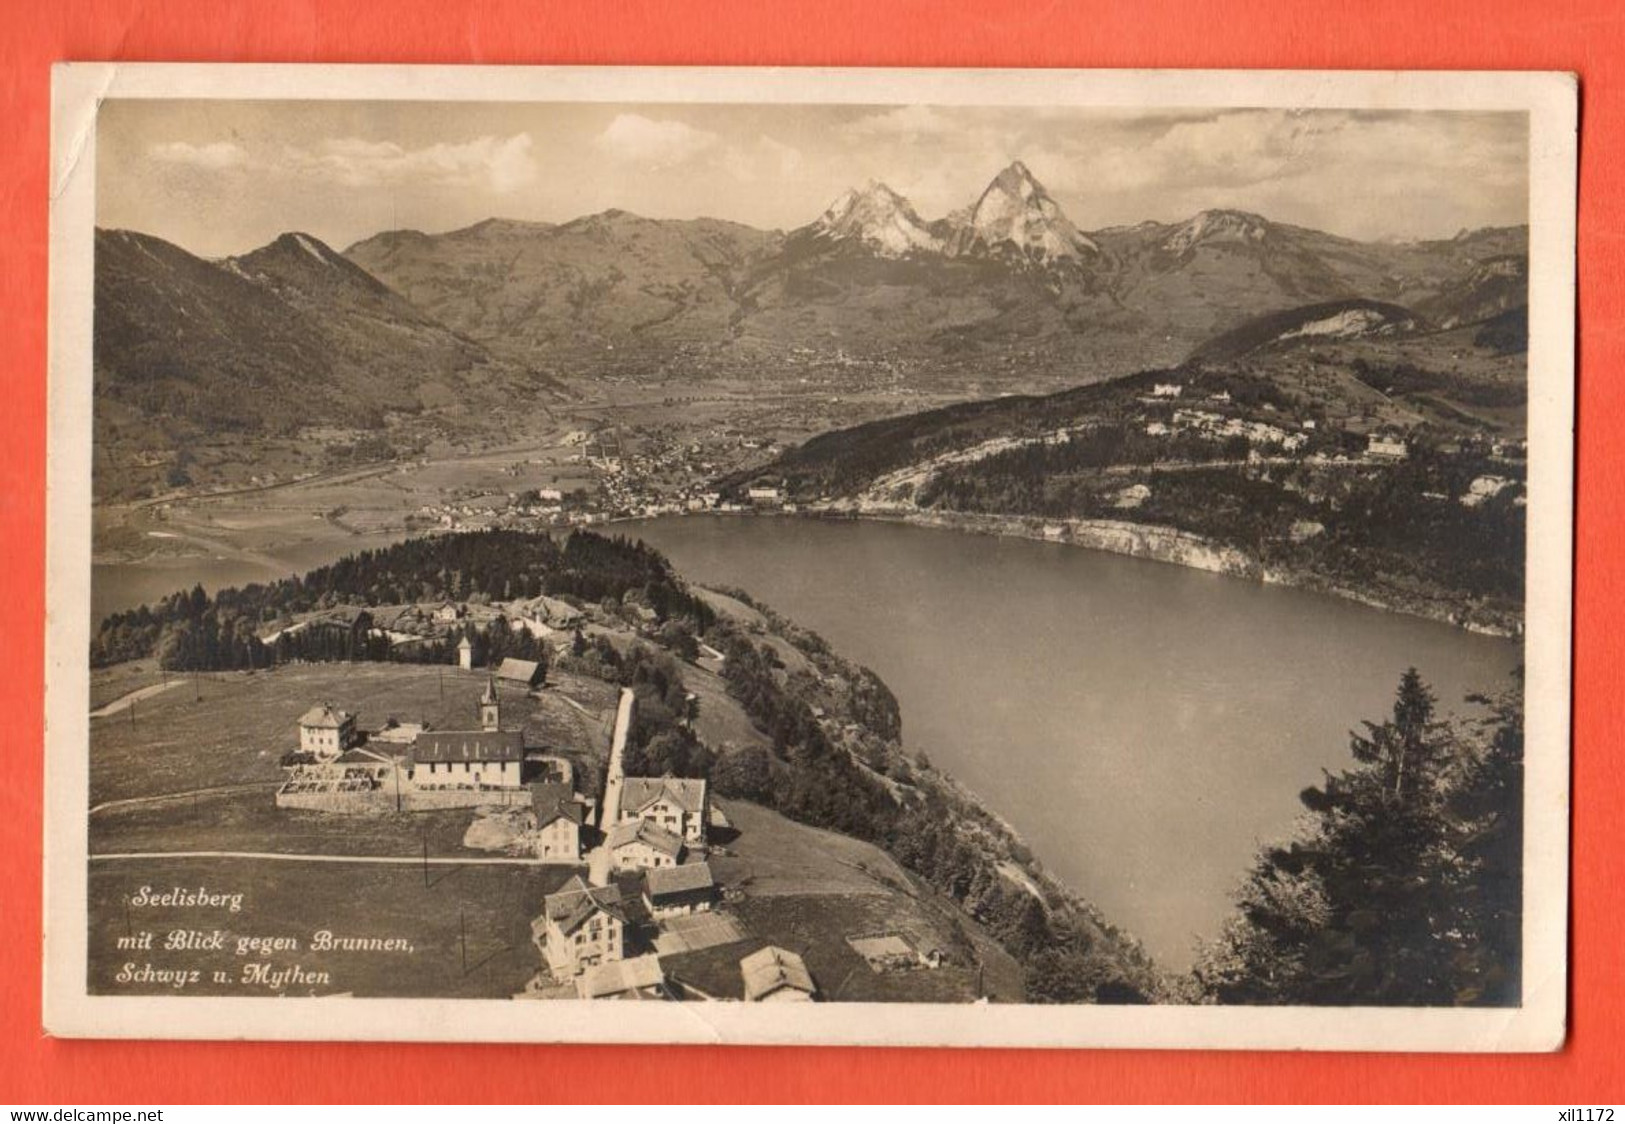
[422,834,429,889]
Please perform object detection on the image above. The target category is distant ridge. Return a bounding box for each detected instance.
[1190,299,1428,363]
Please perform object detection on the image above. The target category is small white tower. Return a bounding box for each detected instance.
[457,636,473,671]
[479,676,500,732]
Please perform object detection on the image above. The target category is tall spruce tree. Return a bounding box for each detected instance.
[1195,667,1522,1006]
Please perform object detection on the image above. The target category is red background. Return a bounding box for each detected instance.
[1,0,1619,1104]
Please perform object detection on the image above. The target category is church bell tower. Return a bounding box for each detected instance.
[479,676,501,731]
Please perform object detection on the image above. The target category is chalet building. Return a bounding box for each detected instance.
[535,876,627,978]
[617,776,709,845]
[530,782,584,863]
[576,954,668,1001]
[435,601,466,623]
[643,862,717,920]
[516,595,583,627]
[412,730,524,789]
[741,946,817,1002]
[298,704,357,761]
[495,658,544,691]
[1151,383,1183,398]
[606,818,686,872]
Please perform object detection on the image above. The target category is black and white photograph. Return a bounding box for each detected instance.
[44,65,1576,1049]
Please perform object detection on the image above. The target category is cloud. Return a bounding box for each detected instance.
[148,140,248,170]
[842,105,963,140]
[593,114,719,167]
[719,135,805,182]
[280,134,538,192]
[148,134,539,193]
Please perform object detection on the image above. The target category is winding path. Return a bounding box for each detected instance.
[89,679,183,719]
[90,781,282,817]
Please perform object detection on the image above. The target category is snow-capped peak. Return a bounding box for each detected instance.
[954,161,1099,264]
[813,180,942,257]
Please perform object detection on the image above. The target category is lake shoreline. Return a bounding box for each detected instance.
[635,506,1523,640]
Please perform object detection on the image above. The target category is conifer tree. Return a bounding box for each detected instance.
[1195,667,1521,1006]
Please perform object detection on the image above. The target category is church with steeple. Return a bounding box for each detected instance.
[480,676,502,732]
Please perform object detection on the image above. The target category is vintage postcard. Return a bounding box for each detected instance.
[45,64,1576,1049]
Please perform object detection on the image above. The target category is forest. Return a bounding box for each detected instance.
[90,529,716,670]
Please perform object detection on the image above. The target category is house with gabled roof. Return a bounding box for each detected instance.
[576,953,668,1001]
[298,704,357,760]
[741,946,817,1002]
[606,817,686,872]
[496,657,544,690]
[529,781,584,863]
[534,875,627,979]
[617,775,709,845]
[643,861,718,920]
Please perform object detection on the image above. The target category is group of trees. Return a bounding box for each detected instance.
[91,529,713,672]
[1193,668,1524,1006]
[1348,357,1525,410]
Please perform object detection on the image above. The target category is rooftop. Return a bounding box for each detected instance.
[541,875,626,935]
[652,912,751,957]
[741,946,817,1001]
[620,776,708,817]
[530,782,583,828]
[298,704,352,729]
[606,818,685,859]
[496,657,543,685]
[577,954,666,1000]
[645,861,717,899]
[412,729,524,764]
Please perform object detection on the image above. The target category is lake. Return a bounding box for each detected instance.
[93,513,1522,968]
[626,515,1521,968]
[92,531,409,624]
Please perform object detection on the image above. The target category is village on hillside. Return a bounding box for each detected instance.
[265,611,949,1004]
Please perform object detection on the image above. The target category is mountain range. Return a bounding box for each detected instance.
[342,160,1525,370]
[94,160,1528,466]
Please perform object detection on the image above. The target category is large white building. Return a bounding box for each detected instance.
[411,730,524,789]
[617,776,710,845]
[535,876,627,979]
[297,704,357,761]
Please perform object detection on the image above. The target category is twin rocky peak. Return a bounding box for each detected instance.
[812,160,1153,268]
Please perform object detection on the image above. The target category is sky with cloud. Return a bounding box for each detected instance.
[96,99,1528,258]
